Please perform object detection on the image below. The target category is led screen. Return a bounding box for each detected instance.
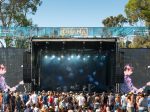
[0,49,24,92]
[40,52,111,92]
[120,49,150,93]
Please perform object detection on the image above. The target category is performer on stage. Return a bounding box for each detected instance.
[120,64,150,94]
[0,64,24,92]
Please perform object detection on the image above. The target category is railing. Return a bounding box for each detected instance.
[0,27,149,38]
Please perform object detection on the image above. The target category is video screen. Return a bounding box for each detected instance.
[120,49,150,93]
[0,49,24,92]
[40,52,110,92]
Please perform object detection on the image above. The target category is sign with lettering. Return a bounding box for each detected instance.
[60,27,88,37]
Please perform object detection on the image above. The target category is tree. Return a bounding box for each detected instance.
[102,14,127,27]
[15,37,29,48]
[0,0,42,27]
[5,36,13,47]
[128,36,150,48]
[125,0,150,26]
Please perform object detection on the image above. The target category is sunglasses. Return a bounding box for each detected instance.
[126,68,133,71]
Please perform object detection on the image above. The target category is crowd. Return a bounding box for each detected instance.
[0,89,150,112]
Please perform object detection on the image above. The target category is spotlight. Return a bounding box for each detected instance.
[95,55,98,58]
[68,57,71,61]
[57,57,61,61]
[51,55,55,59]
[101,55,106,60]
[83,57,86,61]
[44,55,48,59]
[61,55,64,59]
[87,55,90,58]
[77,55,80,58]
[71,55,74,59]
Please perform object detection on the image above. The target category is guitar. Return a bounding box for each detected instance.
[0,64,25,92]
[9,80,24,91]
[136,81,150,93]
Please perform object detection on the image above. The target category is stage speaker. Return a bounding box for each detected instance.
[115,51,124,83]
[23,51,31,83]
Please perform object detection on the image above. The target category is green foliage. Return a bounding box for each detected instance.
[125,0,150,26]
[128,36,150,48]
[118,36,150,48]
[0,0,42,27]
[118,40,126,48]
[102,14,127,27]
[4,36,13,47]
[15,37,29,48]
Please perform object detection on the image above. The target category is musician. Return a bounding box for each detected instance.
[0,64,23,92]
[120,64,150,94]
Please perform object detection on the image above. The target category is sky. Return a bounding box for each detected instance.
[30,0,128,27]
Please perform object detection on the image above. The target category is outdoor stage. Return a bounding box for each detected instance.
[28,38,121,92]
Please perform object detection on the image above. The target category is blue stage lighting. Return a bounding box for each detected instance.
[67,57,71,61]
[77,55,80,59]
[87,55,90,58]
[57,57,61,61]
[44,55,48,59]
[51,55,55,59]
[101,55,106,61]
[61,55,64,59]
[95,55,98,58]
[83,57,86,61]
[71,55,74,59]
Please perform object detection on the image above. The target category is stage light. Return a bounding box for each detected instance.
[44,55,48,59]
[67,57,71,61]
[77,55,80,59]
[101,55,106,61]
[51,55,55,59]
[95,55,98,58]
[87,55,90,58]
[71,55,74,59]
[61,55,64,59]
[83,57,86,61]
[57,57,61,61]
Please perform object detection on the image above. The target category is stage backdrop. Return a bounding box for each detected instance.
[120,48,150,89]
[39,52,111,92]
[0,48,24,91]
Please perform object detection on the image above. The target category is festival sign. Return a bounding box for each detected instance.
[60,27,88,37]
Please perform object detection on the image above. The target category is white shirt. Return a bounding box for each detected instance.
[30,93,38,104]
[77,95,85,106]
[33,107,39,112]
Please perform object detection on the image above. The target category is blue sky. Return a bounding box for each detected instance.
[30,0,128,27]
